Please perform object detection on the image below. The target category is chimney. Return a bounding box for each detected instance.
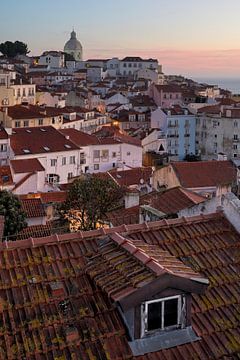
[124,188,140,209]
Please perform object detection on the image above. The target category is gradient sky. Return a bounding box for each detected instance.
[1,0,240,78]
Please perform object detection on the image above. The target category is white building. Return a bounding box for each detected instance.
[119,57,158,77]
[39,51,65,69]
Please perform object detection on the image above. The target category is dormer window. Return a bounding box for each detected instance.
[141,295,184,337]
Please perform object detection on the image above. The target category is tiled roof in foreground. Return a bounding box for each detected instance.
[0,213,238,358]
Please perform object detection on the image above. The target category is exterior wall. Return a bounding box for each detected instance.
[39,54,64,68]
[105,93,129,106]
[0,87,15,107]
[36,92,66,108]
[153,165,180,190]
[136,69,158,83]
[221,192,240,233]
[0,138,11,165]
[142,130,167,154]
[148,85,182,108]
[0,114,63,129]
[66,91,87,107]
[87,143,142,173]
[10,84,36,105]
[87,67,102,83]
[178,197,218,218]
[26,216,47,227]
[151,109,196,160]
[196,114,240,160]
[13,150,80,185]
[119,60,158,77]
[167,115,196,160]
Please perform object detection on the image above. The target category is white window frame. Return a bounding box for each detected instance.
[141,295,184,338]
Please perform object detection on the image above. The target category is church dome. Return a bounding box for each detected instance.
[64,30,82,51]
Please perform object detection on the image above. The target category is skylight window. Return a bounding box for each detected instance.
[26,129,31,133]
[43,146,50,151]
[40,128,46,132]
[141,295,184,337]
[23,149,30,153]
[64,144,71,149]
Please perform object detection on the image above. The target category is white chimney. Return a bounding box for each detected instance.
[124,189,140,209]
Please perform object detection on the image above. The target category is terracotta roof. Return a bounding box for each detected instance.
[197,104,221,114]
[109,167,152,187]
[4,105,64,119]
[17,223,52,240]
[155,84,183,93]
[143,187,206,214]
[10,158,45,174]
[10,126,79,155]
[86,232,204,302]
[94,126,142,147]
[40,191,67,203]
[0,213,238,357]
[59,128,99,146]
[106,187,205,226]
[0,127,8,140]
[0,166,13,186]
[171,160,237,188]
[12,172,34,191]
[20,198,46,218]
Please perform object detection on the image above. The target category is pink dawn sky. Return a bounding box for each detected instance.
[1,0,240,78]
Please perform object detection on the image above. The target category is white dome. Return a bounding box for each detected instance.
[64,30,82,51]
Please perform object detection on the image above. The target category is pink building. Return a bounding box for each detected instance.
[148,84,183,108]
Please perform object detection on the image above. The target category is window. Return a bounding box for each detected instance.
[94,164,99,170]
[52,117,55,124]
[101,149,109,160]
[127,152,131,156]
[70,156,75,164]
[234,134,238,140]
[51,159,57,167]
[234,121,238,128]
[68,172,73,179]
[112,152,116,158]
[80,152,86,164]
[23,120,29,127]
[129,114,135,121]
[15,121,21,128]
[62,157,66,165]
[47,174,59,184]
[93,150,100,161]
[0,144,7,152]
[233,144,238,150]
[38,119,43,126]
[141,296,184,337]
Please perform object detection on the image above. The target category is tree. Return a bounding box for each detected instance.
[0,41,29,58]
[0,190,27,239]
[59,175,124,231]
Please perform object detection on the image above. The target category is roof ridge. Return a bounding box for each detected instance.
[0,212,224,251]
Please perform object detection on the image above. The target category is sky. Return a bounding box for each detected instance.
[1,0,240,78]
